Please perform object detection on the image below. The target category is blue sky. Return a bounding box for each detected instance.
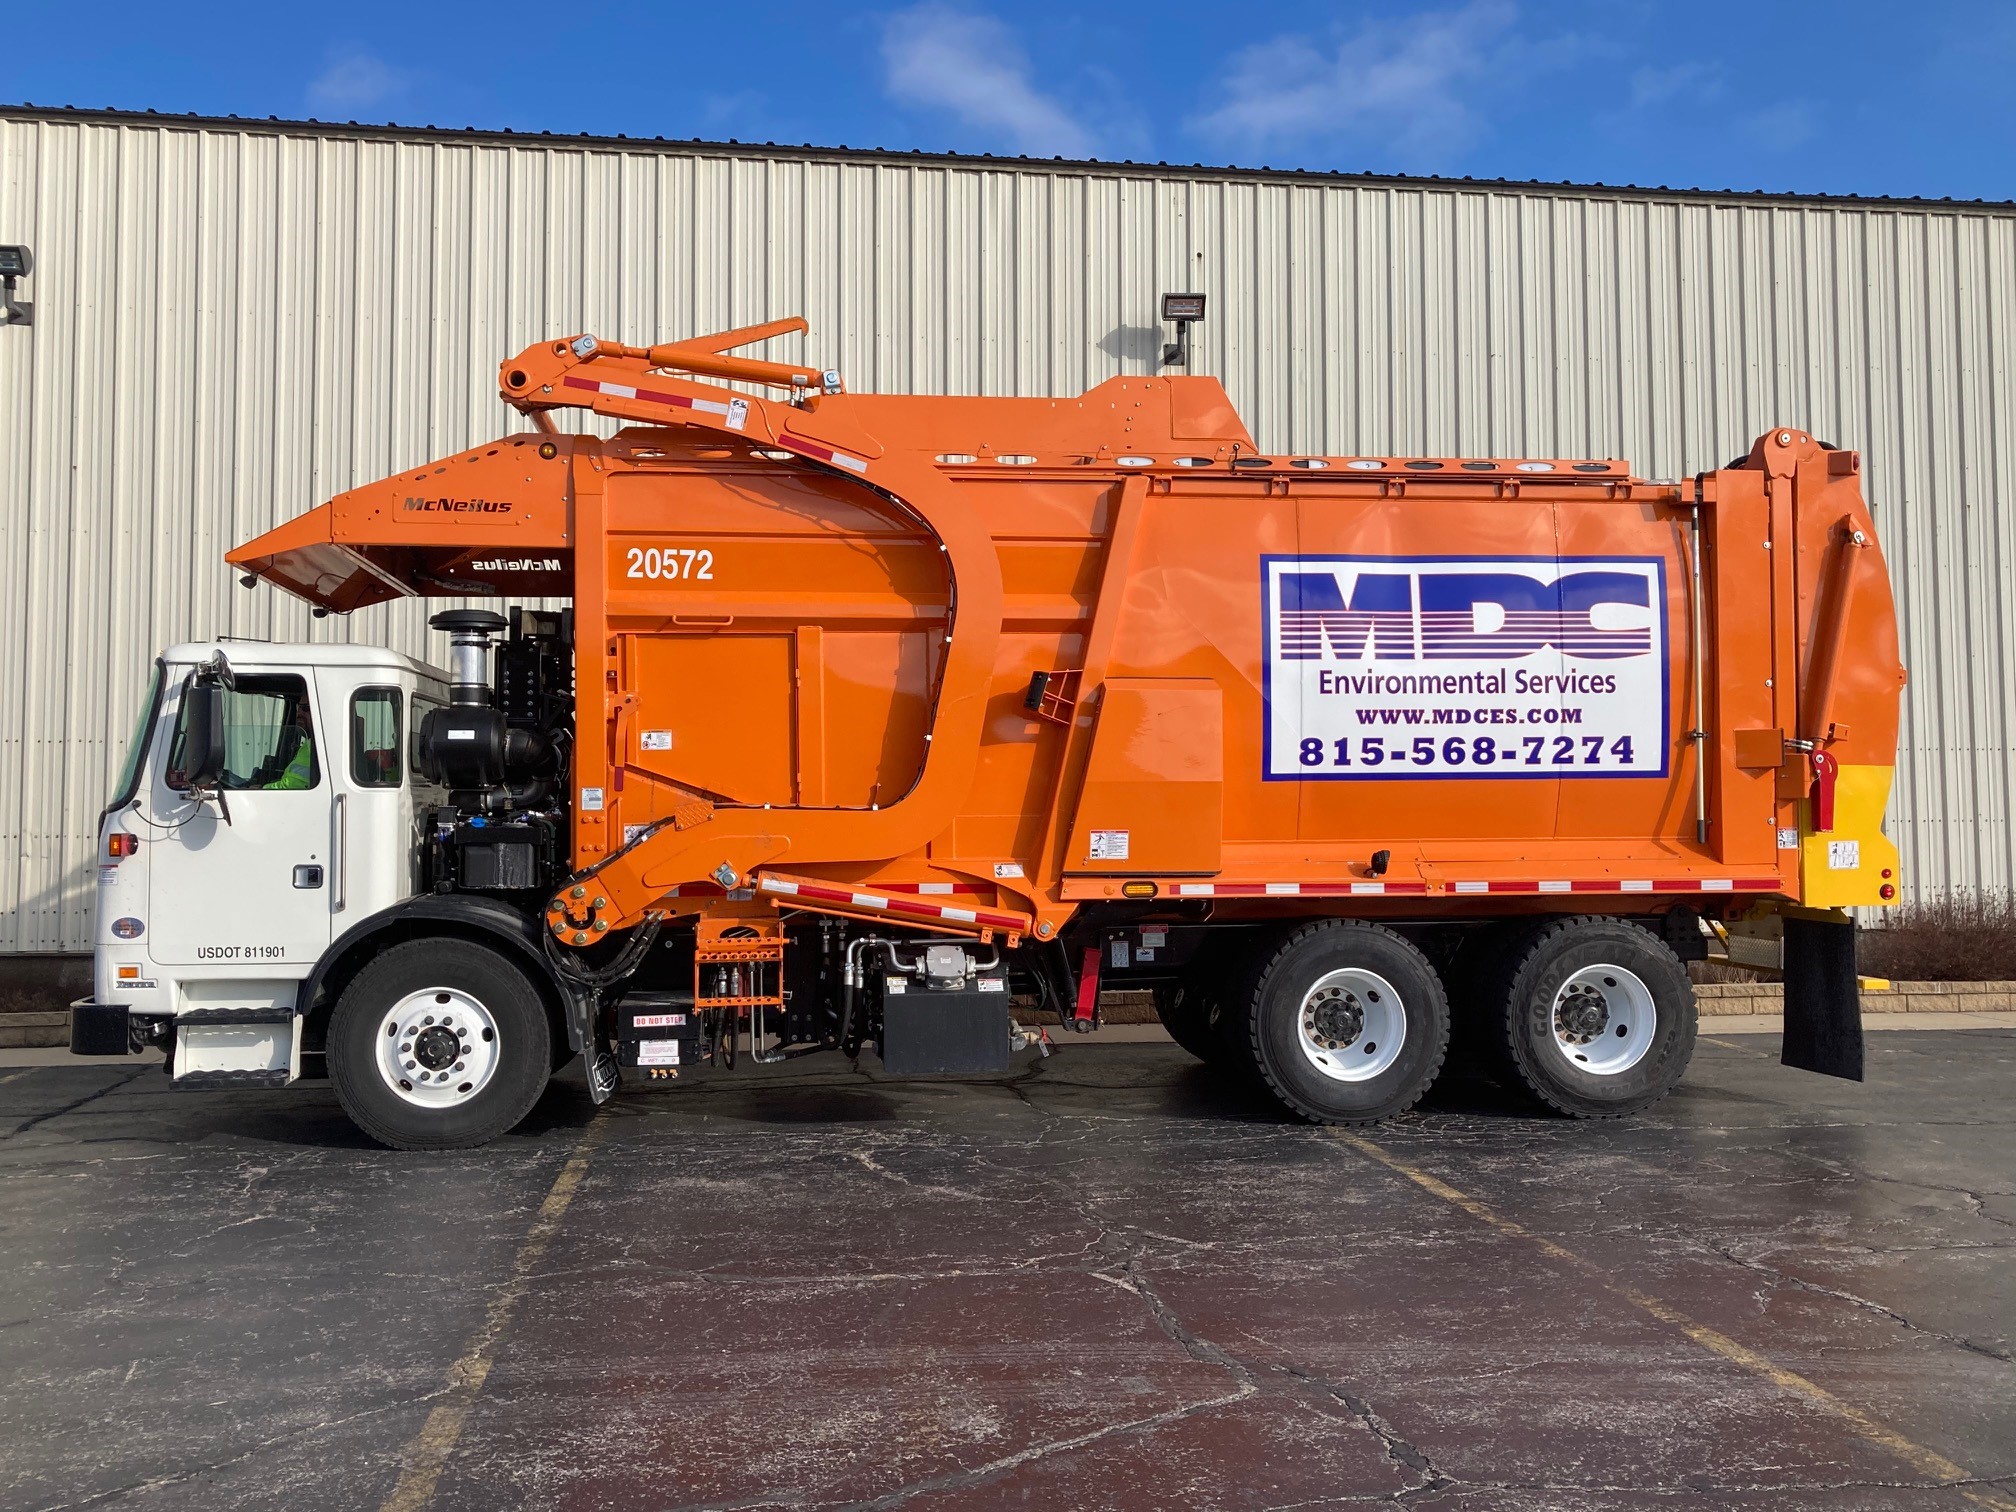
[6,1,2013,201]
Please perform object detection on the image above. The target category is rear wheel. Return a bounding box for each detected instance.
[328,938,553,1150]
[1238,921,1450,1124]
[1153,979,1219,1062]
[1488,917,1695,1118]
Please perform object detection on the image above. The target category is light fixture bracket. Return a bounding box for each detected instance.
[1159,291,1205,367]
[0,243,31,327]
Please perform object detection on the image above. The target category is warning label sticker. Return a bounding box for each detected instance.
[1262,554,1669,781]
[1088,830,1130,861]
[637,1039,681,1065]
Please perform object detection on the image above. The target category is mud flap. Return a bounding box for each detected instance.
[567,983,618,1104]
[1781,915,1863,1081]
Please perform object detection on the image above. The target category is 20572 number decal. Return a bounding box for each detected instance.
[625,546,714,581]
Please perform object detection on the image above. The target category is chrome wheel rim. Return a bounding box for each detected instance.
[1550,965,1656,1076]
[1296,969,1406,1082]
[376,988,500,1107]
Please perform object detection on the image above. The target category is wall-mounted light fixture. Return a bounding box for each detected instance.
[0,245,31,327]
[1160,292,1205,367]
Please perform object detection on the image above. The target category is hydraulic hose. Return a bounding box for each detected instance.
[542,915,664,989]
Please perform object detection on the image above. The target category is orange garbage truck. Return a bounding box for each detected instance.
[70,316,1906,1148]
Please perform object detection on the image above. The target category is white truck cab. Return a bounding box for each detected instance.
[78,642,451,1086]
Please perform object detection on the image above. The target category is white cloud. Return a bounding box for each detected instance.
[1628,61,1724,111]
[307,49,409,114]
[1192,1,1585,169]
[1741,101,1820,152]
[881,4,1095,158]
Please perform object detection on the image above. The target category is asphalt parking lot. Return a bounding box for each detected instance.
[1,1032,2012,1512]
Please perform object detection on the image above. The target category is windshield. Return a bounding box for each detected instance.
[105,664,163,812]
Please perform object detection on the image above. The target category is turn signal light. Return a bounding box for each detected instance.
[105,834,137,858]
[1121,880,1158,899]
[1879,884,1896,900]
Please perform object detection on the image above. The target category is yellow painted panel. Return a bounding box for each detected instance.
[1799,764,1901,909]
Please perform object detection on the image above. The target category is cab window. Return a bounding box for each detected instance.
[350,687,404,788]
[166,674,320,791]
[411,691,445,788]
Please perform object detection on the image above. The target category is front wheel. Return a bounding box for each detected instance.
[1239,921,1450,1124]
[328,938,553,1150]
[1488,917,1696,1118]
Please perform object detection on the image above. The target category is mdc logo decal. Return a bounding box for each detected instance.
[1262,555,1669,781]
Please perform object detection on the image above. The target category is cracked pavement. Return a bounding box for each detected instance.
[0,1030,2011,1510]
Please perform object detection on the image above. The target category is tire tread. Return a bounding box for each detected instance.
[1241,920,1450,1125]
[1488,915,1695,1119]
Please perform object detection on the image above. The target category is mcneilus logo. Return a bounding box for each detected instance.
[1262,554,1670,782]
[403,496,514,514]
[469,557,564,572]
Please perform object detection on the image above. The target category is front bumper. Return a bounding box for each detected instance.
[69,1000,133,1055]
[68,1001,169,1056]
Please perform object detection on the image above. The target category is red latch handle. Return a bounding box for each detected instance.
[1810,749,1839,833]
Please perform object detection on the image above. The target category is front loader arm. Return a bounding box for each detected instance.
[503,325,1017,949]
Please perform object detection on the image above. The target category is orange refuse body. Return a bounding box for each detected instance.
[229,316,1907,1130]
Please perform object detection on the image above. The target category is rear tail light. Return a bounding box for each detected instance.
[105,833,138,858]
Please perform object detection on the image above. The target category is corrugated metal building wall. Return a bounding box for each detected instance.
[3,106,2013,953]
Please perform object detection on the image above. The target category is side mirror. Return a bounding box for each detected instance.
[178,680,227,792]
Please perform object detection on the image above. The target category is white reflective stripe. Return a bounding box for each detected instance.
[1265,882,1299,896]
[759,878,798,896]
[692,398,731,416]
[1701,879,1734,891]
[1620,880,1654,893]
[852,892,888,909]
[1350,882,1386,896]
[600,383,637,399]
[918,883,954,894]
[1539,880,1572,894]
[1177,883,1214,896]
[1454,881,1490,894]
[941,907,978,923]
[831,451,869,473]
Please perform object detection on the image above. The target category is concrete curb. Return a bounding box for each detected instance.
[1694,981,2016,1014]
[0,1011,69,1049]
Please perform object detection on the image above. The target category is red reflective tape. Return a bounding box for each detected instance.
[1168,877,1776,898]
[779,430,867,473]
[562,374,697,411]
[779,430,833,462]
[764,877,1023,932]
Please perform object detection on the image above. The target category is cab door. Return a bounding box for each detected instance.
[320,673,421,920]
[147,670,337,968]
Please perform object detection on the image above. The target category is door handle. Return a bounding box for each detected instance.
[333,793,348,913]
[293,864,324,888]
